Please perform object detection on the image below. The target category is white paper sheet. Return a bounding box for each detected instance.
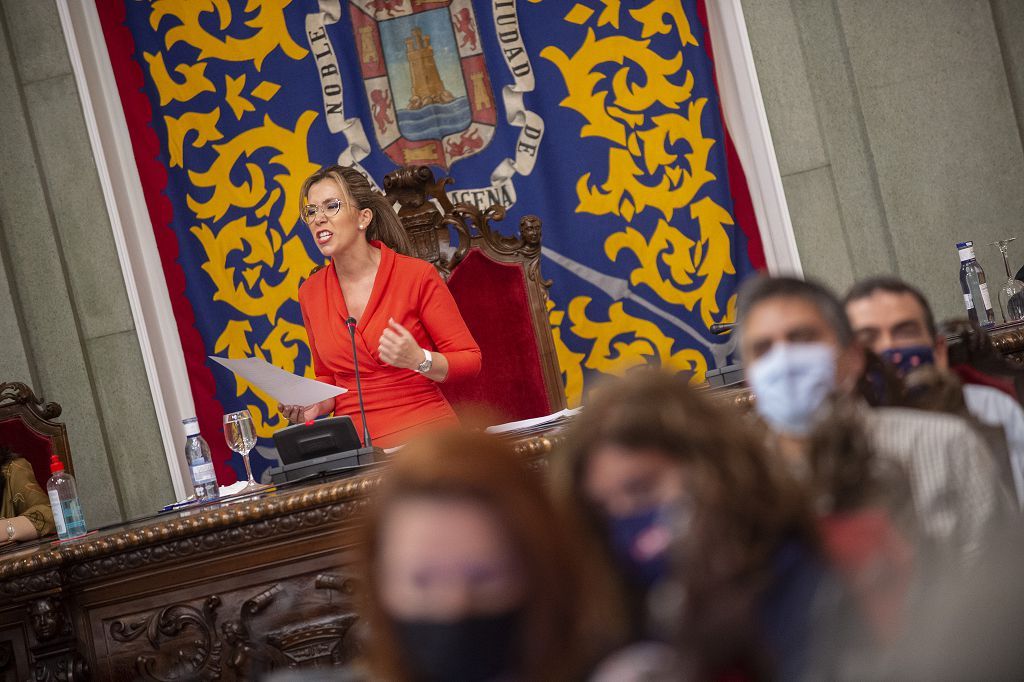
[209,356,347,407]
[485,407,582,434]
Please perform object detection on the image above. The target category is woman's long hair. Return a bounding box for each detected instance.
[299,165,413,255]
[355,429,588,681]
[551,370,817,675]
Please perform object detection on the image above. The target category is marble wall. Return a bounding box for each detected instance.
[0,0,171,526]
[742,0,1024,320]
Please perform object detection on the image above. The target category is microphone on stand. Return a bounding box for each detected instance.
[346,316,373,448]
[265,316,379,484]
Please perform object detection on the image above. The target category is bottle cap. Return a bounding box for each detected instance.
[182,417,200,436]
[50,455,64,474]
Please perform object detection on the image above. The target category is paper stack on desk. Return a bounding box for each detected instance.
[209,356,347,406]
[485,407,582,438]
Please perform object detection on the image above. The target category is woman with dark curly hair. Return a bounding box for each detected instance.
[0,446,55,543]
[551,370,854,680]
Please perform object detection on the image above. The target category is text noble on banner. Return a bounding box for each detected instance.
[95,0,765,481]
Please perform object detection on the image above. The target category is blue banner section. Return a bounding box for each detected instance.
[115,0,756,480]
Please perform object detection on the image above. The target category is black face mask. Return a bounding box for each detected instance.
[394,609,522,682]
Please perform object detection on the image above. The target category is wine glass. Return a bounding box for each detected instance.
[989,239,1024,323]
[223,410,268,493]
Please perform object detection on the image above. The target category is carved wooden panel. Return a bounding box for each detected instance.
[91,567,359,681]
[0,598,39,682]
[0,629,28,682]
[0,433,566,681]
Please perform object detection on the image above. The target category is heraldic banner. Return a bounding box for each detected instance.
[96,0,766,483]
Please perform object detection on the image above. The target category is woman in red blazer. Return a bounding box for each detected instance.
[278,165,481,447]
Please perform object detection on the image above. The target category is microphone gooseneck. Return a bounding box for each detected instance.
[346,316,373,448]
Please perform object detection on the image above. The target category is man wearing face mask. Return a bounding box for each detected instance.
[844,276,1024,507]
[737,276,1008,566]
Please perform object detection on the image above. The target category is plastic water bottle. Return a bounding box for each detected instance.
[46,455,87,540]
[957,241,996,327]
[183,417,220,501]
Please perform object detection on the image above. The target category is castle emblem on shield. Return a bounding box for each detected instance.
[350,0,496,169]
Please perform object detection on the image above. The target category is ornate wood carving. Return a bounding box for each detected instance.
[945,320,1024,369]
[0,571,62,600]
[105,574,361,680]
[110,596,223,681]
[29,597,70,644]
[0,382,73,477]
[30,651,88,682]
[703,383,755,412]
[0,475,383,585]
[0,433,564,680]
[1,435,564,590]
[384,165,546,283]
[0,640,13,674]
[944,320,1024,404]
[0,383,61,421]
[222,574,360,673]
[66,500,364,583]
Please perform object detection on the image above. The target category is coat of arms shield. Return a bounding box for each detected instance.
[350,0,496,170]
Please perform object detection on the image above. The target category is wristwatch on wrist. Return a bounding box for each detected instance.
[5,520,15,543]
[416,348,433,374]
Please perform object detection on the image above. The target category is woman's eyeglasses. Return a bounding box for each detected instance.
[302,198,348,223]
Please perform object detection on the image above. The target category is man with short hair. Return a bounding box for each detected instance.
[737,275,1007,564]
[844,276,1024,505]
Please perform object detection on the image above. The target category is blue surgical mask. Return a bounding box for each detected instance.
[607,507,673,590]
[879,345,935,378]
[748,342,837,436]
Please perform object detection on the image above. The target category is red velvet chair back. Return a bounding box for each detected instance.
[0,382,73,488]
[383,166,566,421]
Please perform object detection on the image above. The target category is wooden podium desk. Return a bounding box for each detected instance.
[0,434,559,681]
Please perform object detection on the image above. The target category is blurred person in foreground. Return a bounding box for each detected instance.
[804,402,918,655]
[737,276,1009,565]
[353,429,592,681]
[553,370,854,680]
[844,276,1024,506]
[893,528,1024,680]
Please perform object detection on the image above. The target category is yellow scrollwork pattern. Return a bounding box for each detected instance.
[164,109,223,168]
[568,297,708,380]
[144,52,215,106]
[542,0,739,385]
[606,198,736,329]
[142,1,323,443]
[548,300,585,407]
[185,111,319,227]
[151,0,308,70]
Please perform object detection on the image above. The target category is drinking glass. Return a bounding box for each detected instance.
[223,409,267,493]
[989,239,1024,322]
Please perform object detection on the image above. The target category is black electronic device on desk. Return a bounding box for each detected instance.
[268,416,379,483]
[269,314,381,484]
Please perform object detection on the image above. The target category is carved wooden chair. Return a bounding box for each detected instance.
[0,382,73,487]
[945,320,1024,406]
[383,165,566,421]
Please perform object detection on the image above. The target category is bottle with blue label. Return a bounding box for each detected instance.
[957,241,996,327]
[183,417,220,501]
[46,454,87,540]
